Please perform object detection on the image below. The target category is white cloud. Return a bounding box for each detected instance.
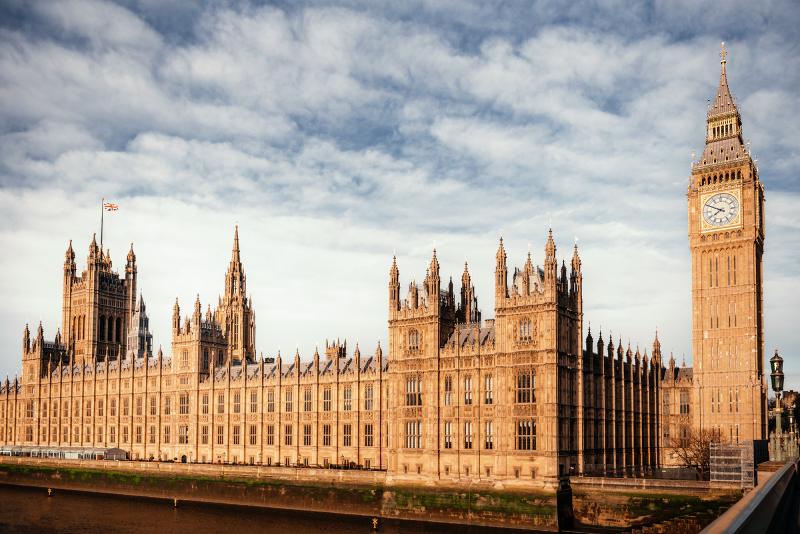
[0,0,798,388]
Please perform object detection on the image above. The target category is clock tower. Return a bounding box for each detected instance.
[688,44,766,444]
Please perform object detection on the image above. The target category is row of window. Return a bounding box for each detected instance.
[9,423,380,449]
[6,386,380,421]
[413,371,534,407]
[663,391,691,415]
[700,170,742,188]
[409,419,537,451]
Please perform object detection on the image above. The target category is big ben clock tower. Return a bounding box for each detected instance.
[689,44,767,443]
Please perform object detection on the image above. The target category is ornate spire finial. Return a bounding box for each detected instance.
[720,41,726,65]
[232,224,240,261]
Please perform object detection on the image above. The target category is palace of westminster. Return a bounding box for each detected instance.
[0,48,768,487]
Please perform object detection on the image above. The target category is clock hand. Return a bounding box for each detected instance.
[707,205,724,213]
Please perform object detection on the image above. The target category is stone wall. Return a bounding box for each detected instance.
[571,476,741,528]
[0,457,559,530]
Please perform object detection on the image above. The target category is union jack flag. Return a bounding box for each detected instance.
[103,202,119,211]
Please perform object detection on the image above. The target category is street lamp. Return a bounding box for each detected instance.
[769,350,786,461]
[770,349,784,393]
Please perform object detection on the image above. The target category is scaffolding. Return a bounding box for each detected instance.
[710,441,755,489]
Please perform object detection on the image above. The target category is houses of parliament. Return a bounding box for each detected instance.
[0,47,768,488]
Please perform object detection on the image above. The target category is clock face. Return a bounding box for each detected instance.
[703,192,739,227]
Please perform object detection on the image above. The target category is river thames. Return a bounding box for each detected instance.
[0,484,542,534]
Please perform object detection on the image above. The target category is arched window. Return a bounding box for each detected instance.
[107,316,113,343]
[202,349,209,371]
[115,317,122,343]
[217,350,224,366]
[99,316,106,341]
[408,329,420,351]
[515,368,536,403]
[519,318,533,342]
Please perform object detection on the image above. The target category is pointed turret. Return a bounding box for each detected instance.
[193,294,202,324]
[495,237,508,301]
[544,230,557,296]
[23,324,30,353]
[427,249,440,302]
[127,243,136,265]
[389,255,400,312]
[65,240,76,268]
[459,261,479,324]
[88,233,99,263]
[597,329,605,359]
[585,325,594,354]
[652,330,662,364]
[172,297,181,332]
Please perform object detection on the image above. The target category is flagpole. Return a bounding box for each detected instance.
[100,197,104,250]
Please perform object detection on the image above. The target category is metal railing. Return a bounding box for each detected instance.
[701,460,799,533]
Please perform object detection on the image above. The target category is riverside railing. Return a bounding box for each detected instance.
[701,460,799,534]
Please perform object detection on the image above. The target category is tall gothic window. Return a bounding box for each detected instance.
[405,376,422,406]
[519,317,533,342]
[444,376,453,406]
[343,386,352,411]
[484,374,493,405]
[516,419,536,450]
[516,369,535,403]
[285,390,293,412]
[408,329,420,351]
[233,315,239,349]
[680,390,690,414]
[323,387,332,411]
[405,420,422,449]
[303,389,312,412]
[364,384,374,411]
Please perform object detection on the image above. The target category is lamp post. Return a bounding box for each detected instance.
[769,350,785,460]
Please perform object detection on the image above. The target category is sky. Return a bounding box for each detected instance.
[0,0,798,388]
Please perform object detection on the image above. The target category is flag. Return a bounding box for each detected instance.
[103,202,119,211]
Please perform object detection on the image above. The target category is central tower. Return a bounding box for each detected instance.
[688,44,766,443]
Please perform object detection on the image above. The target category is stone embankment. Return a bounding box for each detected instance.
[0,457,743,531]
[0,457,559,531]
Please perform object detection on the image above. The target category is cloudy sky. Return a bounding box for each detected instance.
[0,0,798,387]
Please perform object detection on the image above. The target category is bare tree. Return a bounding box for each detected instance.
[669,428,723,479]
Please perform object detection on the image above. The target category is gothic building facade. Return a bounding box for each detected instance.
[0,47,767,484]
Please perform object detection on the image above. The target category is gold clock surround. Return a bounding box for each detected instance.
[699,188,742,232]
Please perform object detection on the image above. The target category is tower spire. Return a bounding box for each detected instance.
[232,224,240,262]
[707,41,738,119]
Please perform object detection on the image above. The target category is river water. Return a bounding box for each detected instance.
[0,484,539,534]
